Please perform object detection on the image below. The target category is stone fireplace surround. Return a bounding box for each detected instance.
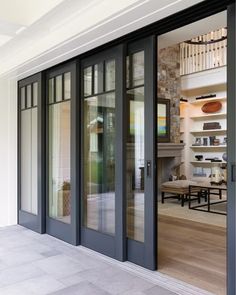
[157,143,185,198]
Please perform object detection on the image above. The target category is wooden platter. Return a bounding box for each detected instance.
[201,101,222,113]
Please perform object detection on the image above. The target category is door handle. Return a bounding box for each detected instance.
[146,160,151,177]
[231,163,236,182]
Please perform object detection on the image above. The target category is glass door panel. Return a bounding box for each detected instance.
[48,101,71,223]
[81,46,123,259]
[46,64,76,244]
[18,74,43,233]
[21,109,35,213]
[127,87,145,242]
[126,37,156,270]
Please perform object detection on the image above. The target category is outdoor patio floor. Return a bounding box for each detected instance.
[0,225,213,295]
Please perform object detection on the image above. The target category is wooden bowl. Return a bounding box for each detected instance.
[201,101,222,113]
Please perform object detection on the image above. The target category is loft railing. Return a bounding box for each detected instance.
[180,28,227,75]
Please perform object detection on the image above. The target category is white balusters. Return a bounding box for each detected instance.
[180,28,227,75]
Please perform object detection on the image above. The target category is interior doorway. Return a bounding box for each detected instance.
[157,11,227,295]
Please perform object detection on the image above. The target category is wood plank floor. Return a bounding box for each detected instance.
[158,215,226,295]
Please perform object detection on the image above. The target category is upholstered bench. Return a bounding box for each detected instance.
[161,180,201,207]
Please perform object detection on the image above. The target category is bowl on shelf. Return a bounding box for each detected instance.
[201,101,222,113]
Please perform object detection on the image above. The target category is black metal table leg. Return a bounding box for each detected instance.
[189,186,191,209]
[219,189,222,200]
[207,188,210,212]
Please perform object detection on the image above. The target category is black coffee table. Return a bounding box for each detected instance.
[189,182,227,215]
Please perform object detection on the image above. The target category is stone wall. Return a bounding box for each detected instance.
[158,44,180,143]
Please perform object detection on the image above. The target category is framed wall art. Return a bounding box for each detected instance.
[157,98,170,142]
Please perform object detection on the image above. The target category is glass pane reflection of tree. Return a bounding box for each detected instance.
[49,101,71,223]
[84,93,115,235]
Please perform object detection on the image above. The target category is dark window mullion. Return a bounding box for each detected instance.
[92,65,95,96]
[127,84,145,91]
[25,85,28,109]
[31,83,34,108]
[83,89,115,99]
[103,60,106,92]
[62,74,65,101]
[48,98,71,106]
[129,55,133,89]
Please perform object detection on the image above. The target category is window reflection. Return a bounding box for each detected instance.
[21,89,38,214]
[105,60,115,91]
[27,85,32,108]
[64,72,71,100]
[132,51,144,87]
[83,92,116,235]
[33,83,38,107]
[126,87,145,242]
[49,101,71,223]
[126,50,145,242]
[84,67,92,97]
[55,75,63,102]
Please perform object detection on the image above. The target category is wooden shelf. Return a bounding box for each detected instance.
[190,113,226,120]
[190,97,226,105]
[191,145,227,149]
[190,129,227,135]
[191,161,226,165]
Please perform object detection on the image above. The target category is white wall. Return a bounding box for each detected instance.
[0,77,17,226]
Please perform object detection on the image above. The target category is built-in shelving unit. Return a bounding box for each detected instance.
[180,66,227,179]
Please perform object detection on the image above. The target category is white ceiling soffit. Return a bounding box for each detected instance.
[0,0,64,47]
[0,0,205,79]
[0,0,64,26]
[158,11,227,49]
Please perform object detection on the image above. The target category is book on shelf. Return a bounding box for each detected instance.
[195,94,216,100]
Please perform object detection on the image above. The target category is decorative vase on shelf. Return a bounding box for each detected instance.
[211,164,222,184]
[222,153,227,162]
[195,155,203,161]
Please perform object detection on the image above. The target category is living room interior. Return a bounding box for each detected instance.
[157,11,227,295]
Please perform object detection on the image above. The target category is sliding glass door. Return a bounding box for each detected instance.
[81,46,125,259]
[126,37,157,269]
[18,73,44,233]
[46,62,77,244]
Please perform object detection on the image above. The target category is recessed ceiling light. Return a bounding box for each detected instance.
[15,26,26,35]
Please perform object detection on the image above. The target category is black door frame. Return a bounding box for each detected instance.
[227,3,236,295]
[17,1,236,294]
[80,45,125,260]
[45,61,78,244]
[18,73,45,233]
